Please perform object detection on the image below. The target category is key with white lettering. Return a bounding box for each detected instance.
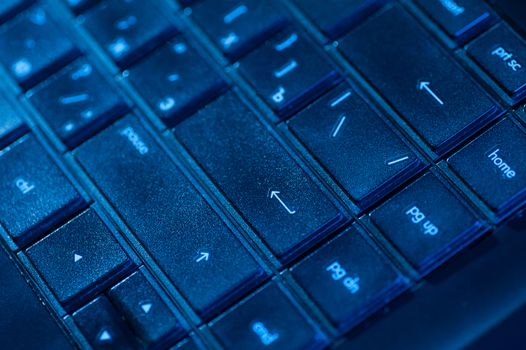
[0,135,85,246]
[291,225,406,332]
[370,172,486,275]
[174,93,346,264]
[28,58,128,148]
[414,0,494,44]
[448,117,526,219]
[287,83,425,210]
[75,115,264,319]
[340,5,502,156]
[0,7,79,89]
[25,209,134,311]
[467,23,526,103]
[82,0,176,67]
[192,0,289,60]
[126,38,226,126]
[211,282,326,350]
[239,29,340,119]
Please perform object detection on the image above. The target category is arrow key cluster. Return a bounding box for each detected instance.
[108,268,186,348]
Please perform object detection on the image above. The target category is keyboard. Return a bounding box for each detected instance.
[0,0,525,349]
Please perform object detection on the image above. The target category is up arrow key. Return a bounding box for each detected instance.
[74,253,83,263]
[418,81,444,105]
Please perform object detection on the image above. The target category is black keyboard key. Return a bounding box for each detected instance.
[414,0,494,44]
[288,84,425,209]
[82,0,176,68]
[294,0,385,40]
[0,94,27,149]
[75,115,263,318]
[175,93,346,263]
[487,0,526,36]
[340,6,502,156]
[109,268,185,347]
[448,118,526,218]
[0,136,85,246]
[192,0,288,60]
[210,282,326,350]
[239,29,340,119]
[370,172,486,275]
[291,225,406,332]
[28,59,127,148]
[0,248,74,349]
[73,295,139,349]
[0,0,33,23]
[26,209,133,310]
[127,39,225,126]
[0,8,79,89]
[467,23,526,103]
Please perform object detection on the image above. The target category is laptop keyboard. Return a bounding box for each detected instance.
[0,0,525,349]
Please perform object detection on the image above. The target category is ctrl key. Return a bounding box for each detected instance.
[210,282,326,350]
[291,225,407,332]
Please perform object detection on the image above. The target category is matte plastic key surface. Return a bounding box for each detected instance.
[0,247,73,349]
[109,268,185,347]
[448,118,526,218]
[340,5,501,156]
[192,0,288,60]
[288,84,425,209]
[0,94,27,149]
[293,0,385,40]
[291,225,406,332]
[0,135,85,246]
[29,59,127,148]
[210,282,326,350]
[414,0,494,44]
[0,7,79,89]
[73,295,139,349]
[25,209,133,310]
[467,23,526,103]
[82,0,176,67]
[75,115,263,318]
[174,93,346,263]
[239,29,340,119]
[370,172,486,275]
[127,39,226,126]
